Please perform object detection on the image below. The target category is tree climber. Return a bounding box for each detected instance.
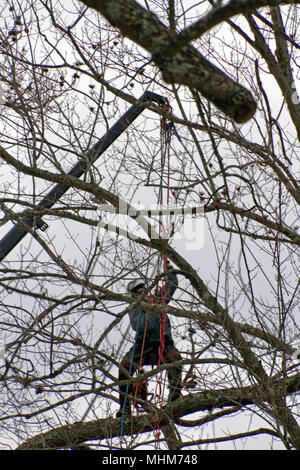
[116,261,182,417]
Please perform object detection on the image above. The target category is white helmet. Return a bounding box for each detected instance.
[127,279,145,294]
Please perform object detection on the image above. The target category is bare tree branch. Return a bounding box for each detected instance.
[16,372,300,449]
[79,0,257,122]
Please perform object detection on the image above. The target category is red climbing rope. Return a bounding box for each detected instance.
[157,100,172,369]
[153,103,173,447]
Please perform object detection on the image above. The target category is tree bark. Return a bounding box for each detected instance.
[17,372,300,449]
[80,0,257,123]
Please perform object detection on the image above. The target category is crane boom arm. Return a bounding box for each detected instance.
[0,91,167,261]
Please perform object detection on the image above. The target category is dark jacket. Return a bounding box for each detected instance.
[128,267,178,343]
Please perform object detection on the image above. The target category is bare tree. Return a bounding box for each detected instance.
[0,0,299,450]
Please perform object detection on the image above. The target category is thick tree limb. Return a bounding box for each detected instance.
[79,0,256,123]
[16,372,300,449]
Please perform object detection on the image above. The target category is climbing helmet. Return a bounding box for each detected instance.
[127,279,145,294]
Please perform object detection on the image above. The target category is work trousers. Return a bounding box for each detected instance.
[118,338,182,409]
